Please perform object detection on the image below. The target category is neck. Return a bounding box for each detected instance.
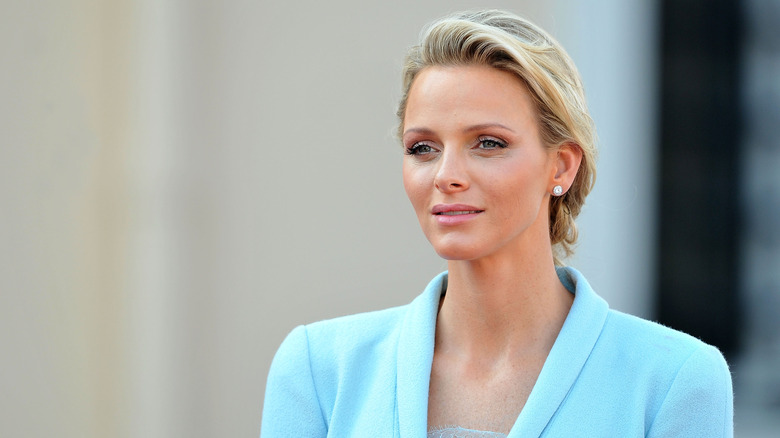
[436,245,573,363]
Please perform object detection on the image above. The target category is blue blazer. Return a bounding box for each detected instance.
[261,267,733,437]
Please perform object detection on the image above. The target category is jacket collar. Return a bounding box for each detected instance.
[395,267,609,438]
[508,267,609,436]
[396,271,444,437]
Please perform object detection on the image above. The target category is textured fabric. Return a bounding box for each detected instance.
[427,426,507,438]
[260,267,734,437]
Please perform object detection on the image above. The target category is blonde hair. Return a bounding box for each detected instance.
[397,10,597,264]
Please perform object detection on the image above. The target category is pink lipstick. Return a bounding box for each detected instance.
[431,204,484,225]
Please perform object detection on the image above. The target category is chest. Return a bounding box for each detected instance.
[426,353,547,434]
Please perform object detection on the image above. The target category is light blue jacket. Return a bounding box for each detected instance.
[261,267,733,437]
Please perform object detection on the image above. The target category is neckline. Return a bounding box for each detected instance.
[428,425,508,437]
[396,267,610,437]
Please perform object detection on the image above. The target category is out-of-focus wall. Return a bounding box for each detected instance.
[1,1,125,436]
[0,1,658,437]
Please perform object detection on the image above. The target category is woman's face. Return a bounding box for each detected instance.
[401,65,559,262]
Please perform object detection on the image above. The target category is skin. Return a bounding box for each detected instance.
[401,65,583,433]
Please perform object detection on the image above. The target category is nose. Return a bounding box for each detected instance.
[434,148,469,193]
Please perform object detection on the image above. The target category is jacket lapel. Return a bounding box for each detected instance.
[508,267,609,437]
[396,272,445,438]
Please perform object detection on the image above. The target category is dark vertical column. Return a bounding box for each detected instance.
[657,0,743,357]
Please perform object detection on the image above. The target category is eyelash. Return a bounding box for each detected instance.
[404,137,508,155]
[478,137,508,149]
[404,143,434,155]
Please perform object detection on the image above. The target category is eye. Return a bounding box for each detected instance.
[477,137,508,150]
[405,142,436,156]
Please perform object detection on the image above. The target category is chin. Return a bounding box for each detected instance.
[425,231,494,261]
[430,242,485,261]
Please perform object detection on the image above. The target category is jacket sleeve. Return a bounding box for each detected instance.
[261,325,327,438]
[646,344,734,437]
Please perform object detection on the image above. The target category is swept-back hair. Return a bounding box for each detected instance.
[397,10,597,264]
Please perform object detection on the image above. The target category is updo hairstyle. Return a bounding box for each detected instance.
[397,10,597,264]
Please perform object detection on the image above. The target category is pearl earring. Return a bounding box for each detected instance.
[553,185,563,196]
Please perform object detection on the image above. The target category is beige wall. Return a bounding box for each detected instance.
[1,1,657,437]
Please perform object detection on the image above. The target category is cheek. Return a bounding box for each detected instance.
[488,165,547,217]
[402,163,425,209]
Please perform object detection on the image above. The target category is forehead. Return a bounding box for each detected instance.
[404,65,538,133]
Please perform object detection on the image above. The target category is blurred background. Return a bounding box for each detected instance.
[1,0,778,436]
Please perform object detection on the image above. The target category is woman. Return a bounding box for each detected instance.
[261,10,733,437]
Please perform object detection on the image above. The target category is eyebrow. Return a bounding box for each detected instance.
[464,123,516,133]
[403,123,516,137]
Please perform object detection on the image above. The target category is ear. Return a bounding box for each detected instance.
[550,142,583,194]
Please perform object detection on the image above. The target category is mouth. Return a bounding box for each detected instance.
[431,204,485,217]
[431,205,484,225]
[435,210,483,216]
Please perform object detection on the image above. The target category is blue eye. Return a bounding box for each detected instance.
[405,143,434,155]
[478,137,507,149]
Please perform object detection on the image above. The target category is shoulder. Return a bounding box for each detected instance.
[601,309,729,372]
[597,309,731,387]
[302,303,410,359]
[602,309,709,357]
[286,271,446,366]
[266,271,445,416]
[262,304,413,435]
[270,302,416,391]
[560,266,731,397]
[563,266,729,378]
[271,302,410,369]
[597,310,734,436]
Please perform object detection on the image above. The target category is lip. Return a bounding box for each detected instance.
[431,204,484,225]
